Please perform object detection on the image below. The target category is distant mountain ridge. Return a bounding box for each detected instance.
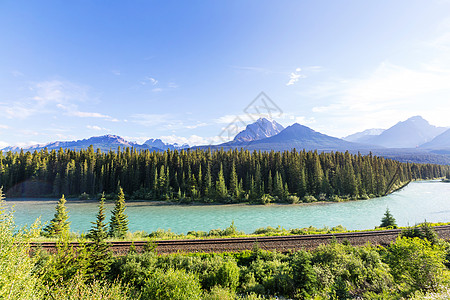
[199,122,379,153]
[2,115,450,165]
[2,135,163,152]
[420,128,450,150]
[144,138,189,150]
[343,128,385,143]
[233,118,284,142]
[360,116,447,148]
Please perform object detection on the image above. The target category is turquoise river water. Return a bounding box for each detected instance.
[4,180,450,234]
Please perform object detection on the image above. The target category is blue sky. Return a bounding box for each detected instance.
[1,0,450,147]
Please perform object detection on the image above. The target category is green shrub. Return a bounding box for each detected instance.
[108,251,157,288]
[384,237,450,296]
[287,195,300,204]
[311,243,394,298]
[204,285,235,300]
[253,226,284,235]
[401,222,439,245]
[36,239,91,286]
[79,192,90,200]
[260,194,275,204]
[0,202,42,299]
[148,228,180,239]
[141,268,202,300]
[42,273,132,299]
[330,195,343,202]
[303,195,317,203]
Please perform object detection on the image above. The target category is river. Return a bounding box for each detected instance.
[4,180,450,234]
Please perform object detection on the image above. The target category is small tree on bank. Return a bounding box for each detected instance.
[86,192,111,279]
[88,192,108,241]
[109,187,128,238]
[380,208,397,228]
[44,194,70,237]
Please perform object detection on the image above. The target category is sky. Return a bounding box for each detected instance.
[1,0,450,148]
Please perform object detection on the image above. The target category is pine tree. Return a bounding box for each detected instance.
[229,161,239,199]
[204,162,212,198]
[216,163,228,200]
[109,187,129,238]
[44,194,70,237]
[267,170,273,195]
[274,171,284,198]
[86,192,111,279]
[380,208,397,228]
[87,192,108,241]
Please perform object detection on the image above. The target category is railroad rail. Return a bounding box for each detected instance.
[30,225,450,255]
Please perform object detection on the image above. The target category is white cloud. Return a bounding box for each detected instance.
[56,103,115,120]
[71,111,111,118]
[111,70,121,76]
[159,134,217,146]
[31,80,89,105]
[86,125,106,131]
[141,77,158,85]
[11,70,24,77]
[0,124,9,129]
[303,58,450,136]
[0,141,9,148]
[215,114,255,124]
[152,88,163,92]
[131,113,174,127]
[0,80,98,120]
[232,65,272,75]
[286,67,305,86]
[1,103,36,119]
[186,122,208,129]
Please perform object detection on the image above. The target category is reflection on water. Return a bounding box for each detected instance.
[5,180,450,234]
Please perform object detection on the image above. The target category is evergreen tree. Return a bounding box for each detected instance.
[229,161,239,199]
[204,162,212,198]
[86,192,111,279]
[215,163,228,200]
[44,194,70,237]
[267,170,273,195]
[87,192,108,241]
[109,187,129,238]
[380,208,397,228]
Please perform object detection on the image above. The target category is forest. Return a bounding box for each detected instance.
[0,147,448,203]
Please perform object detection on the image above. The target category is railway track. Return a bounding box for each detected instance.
[30,225,450,255]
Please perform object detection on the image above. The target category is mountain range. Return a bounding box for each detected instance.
[2,116,450,164]
[344,116,447,148]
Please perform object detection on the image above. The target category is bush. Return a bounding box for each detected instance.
[287,195,300,204]
[148,228,180,239]
[42,273,132,299]
[330,195,343,202]
[384,237,450,296]
[156,254,240,292]
[141,268,203,300]
[79,192,90,200]
[303,195,317,203]
[401,222,439,245]
[259,194,275,205]
[203,285,235,300]
[108,252,157,288]
[253,226,284,235]
[311,243,394,298]
[0,204,42,299]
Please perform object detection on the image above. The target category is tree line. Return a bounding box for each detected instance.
[0,146,448,202]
